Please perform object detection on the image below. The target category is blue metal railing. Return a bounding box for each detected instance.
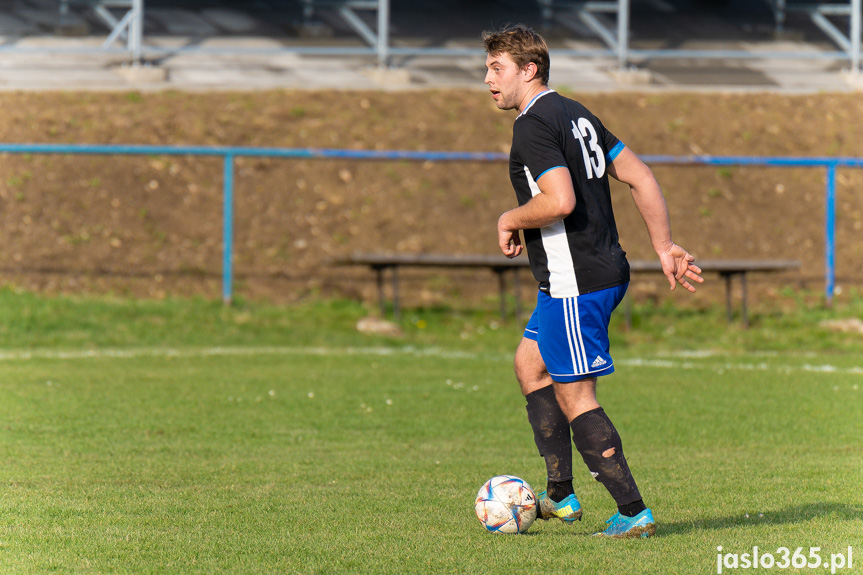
[0,143,859,305]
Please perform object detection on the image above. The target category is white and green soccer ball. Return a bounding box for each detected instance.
[474,475,537,534]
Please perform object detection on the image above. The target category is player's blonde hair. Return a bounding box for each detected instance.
[482,24,550,85]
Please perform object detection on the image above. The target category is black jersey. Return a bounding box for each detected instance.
[509,90,629,298]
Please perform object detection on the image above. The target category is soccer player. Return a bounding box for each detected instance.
[483,24,703,538]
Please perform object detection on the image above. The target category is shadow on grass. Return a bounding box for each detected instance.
[660,502,863,536]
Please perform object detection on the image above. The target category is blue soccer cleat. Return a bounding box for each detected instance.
[537,490,582,523]
[593,509,656,539]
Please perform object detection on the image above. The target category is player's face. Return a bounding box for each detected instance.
[484,52,528,111]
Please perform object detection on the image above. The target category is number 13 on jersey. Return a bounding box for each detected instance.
[571,118,606,179]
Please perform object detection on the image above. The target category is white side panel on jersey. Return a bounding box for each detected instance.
[524,166,580,297]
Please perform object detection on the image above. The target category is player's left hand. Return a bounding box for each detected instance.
[659,243,703,292]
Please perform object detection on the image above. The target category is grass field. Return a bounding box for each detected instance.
[1,290,861,574]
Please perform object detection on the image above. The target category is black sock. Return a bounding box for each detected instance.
[525,385,573,492]
[618,499,647,517]
[546,479,574,502]
[570,407,642,507]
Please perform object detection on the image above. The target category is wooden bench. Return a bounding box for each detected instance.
[337,253,530,322]
[336,254,800,328]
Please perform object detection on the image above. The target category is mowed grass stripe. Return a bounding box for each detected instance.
[0,346,487,362]
[1,344,862,378]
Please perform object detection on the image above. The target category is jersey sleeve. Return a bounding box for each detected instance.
[597,118,625,162]
[512,115,567,182]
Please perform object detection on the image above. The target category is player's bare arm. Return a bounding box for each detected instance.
[608,147,704,292]
[497,167,575,258]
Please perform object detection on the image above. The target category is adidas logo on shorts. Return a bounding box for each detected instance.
[591,356,607,368]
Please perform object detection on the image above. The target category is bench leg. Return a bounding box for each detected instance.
[722,272,750,328]
[724,273,734,324]
[374,267,386,316]
[391,266,400,320]
[497,270,507,321]
[373,264,399,319]
[624,291,632,331]
[513,269,522,323]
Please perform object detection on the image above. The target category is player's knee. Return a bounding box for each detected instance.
[514,356,542,385]
[516,368,548,393]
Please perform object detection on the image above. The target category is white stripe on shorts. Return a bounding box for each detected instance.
[563,297,578,373]
[563,297,589,374]
[572,298,589,373]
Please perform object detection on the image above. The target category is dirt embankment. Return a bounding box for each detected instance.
[1,90,861,307]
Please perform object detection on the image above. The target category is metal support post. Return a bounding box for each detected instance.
[617,0,630,68]
[775,0,787,34]
[539,0,553,24]
[101,0,144,65]
[130,0,143,66]
[852,0,861,72]
[561,1,628,67]
[59,0,70,25]
[811,8,853,52]
[222,154,234,305]
[377,0,390,68]
[825,164,836,307]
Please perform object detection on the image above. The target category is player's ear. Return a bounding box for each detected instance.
[523,62,538,82]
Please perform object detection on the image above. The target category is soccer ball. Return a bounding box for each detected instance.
[474,475,537,534]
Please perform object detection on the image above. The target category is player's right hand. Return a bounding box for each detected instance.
[498,227,522,258]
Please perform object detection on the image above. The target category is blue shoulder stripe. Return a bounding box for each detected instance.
[606,141,625,162]
[536,165,566,181]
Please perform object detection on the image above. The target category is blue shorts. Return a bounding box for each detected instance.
[523,283,628,383]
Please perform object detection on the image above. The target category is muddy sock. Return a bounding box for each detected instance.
[570,407,642,507]
[546,479,574,502]
[525,385,573,492]
[618,499,646,517]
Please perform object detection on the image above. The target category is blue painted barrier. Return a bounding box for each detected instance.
[222,154,234,304]
[0,143,859,305]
